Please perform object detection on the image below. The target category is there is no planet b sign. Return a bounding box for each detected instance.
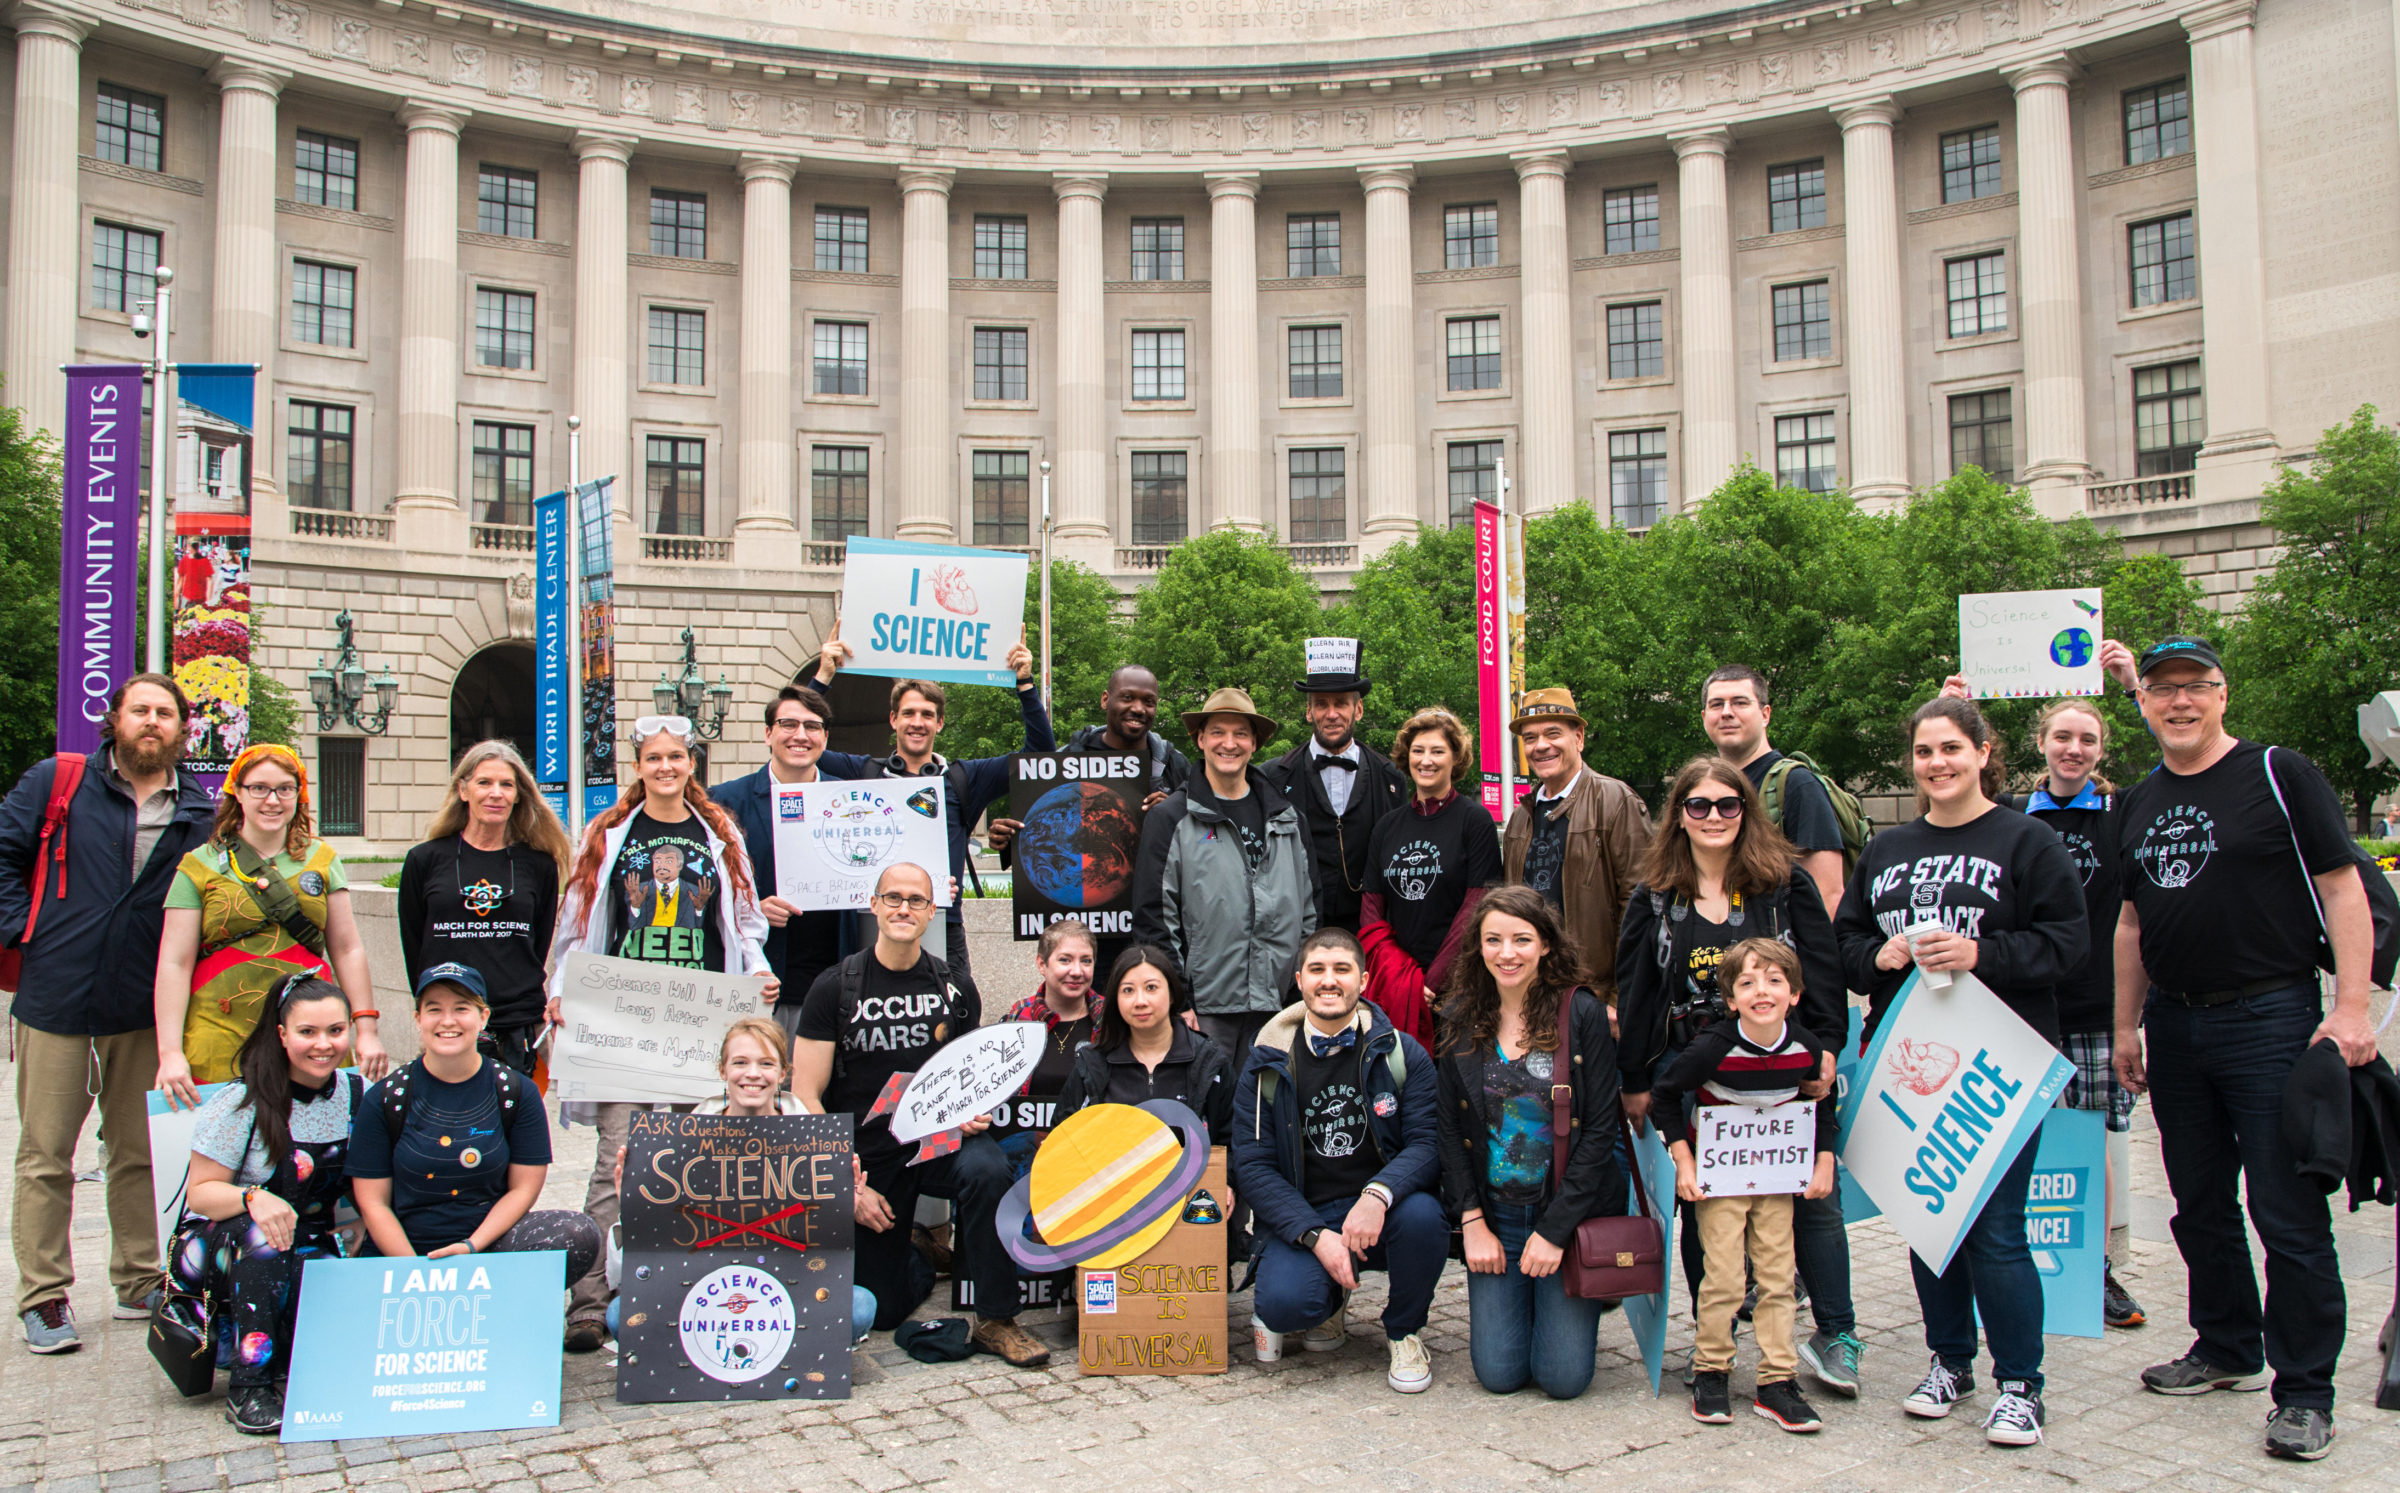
[838,536,1030,688]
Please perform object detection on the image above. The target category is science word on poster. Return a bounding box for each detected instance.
[1957,588,2104,700]
[774,777,951,912]
[1006,750,1145,940]
[616,1111,856,1403]
[280,1251,565,1442]
[1691,1101,1816,1197]
[545,950,769,1105]
[837,536,1030,689]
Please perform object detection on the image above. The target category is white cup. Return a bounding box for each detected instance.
[1902,919,1955,989]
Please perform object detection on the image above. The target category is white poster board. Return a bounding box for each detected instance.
[1692,1101,1817,1198]
[888,1024,1045,1144]
[545,950,770,1105]
[147,1081,232,1263]
[837,536,1030,689]
[1957,588,2104,699]
[774,777,951,912]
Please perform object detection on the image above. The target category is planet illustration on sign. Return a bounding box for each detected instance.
[1018,782,1142,910]
[2049,627,2094,669]
[998,1100,1211,1274]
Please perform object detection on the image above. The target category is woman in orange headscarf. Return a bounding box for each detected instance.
[154,745,385,1103]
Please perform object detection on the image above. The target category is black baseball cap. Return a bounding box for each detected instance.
[2136,636,2223,678]
[413,961,489,1005]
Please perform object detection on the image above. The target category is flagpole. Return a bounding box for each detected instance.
[1038,458,1053,710]
[566,415,586,848]
[144,267,176,673]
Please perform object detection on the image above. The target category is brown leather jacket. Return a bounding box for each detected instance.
[1500,769,1654,999]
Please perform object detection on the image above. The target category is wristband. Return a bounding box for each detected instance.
[350,1009,380,1020]
[465,1239,481,1254]
[1361,1183,1394,1209]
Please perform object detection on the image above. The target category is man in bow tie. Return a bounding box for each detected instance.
[1263,639,1408,935]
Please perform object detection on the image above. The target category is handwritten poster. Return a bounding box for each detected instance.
[1692,1101,1817,1197]
[545,950,769,1105]
[774,777,952,912]
[1958,589,2104,700]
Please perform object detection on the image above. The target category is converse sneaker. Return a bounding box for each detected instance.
[1983,1380,2044,1446]
[1902,1355,1973,1418]
[2141,1350,2268,1395]
[1385,1333,1432,1394]
[1302,1290,1349,1352]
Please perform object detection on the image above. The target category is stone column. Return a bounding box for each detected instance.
[208,60,287,471]
[2004,59,2092,516]
[1672,131,1737,508]
[896,167,955,542]
[1512,151,1575,514]
[1358,166,1418,549]
[1206,174,1263,533]
[1052,173,1111,565]
[1835,99,1909,509]
[735,155,797,534]
[572,134,635,522]
[2184,0,2279,502]
[394,101,469,544]
[3,5,87,439]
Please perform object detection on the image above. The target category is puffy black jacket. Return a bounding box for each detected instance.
[1053,1024,1236,1145]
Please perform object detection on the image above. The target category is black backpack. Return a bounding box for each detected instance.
[2263,747,2400,989]
[827,950,980,1084]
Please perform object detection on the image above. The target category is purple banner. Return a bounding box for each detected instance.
[57,366,146,757]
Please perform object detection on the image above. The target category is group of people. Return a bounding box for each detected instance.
[0,618,2377,1464]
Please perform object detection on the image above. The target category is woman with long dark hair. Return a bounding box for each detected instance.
[168,974,364,1434]
[1437,885,1626,1399]
[1054,944,1235,1144]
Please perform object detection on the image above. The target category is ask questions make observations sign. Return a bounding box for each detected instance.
[838,536,1030,689]
[1007,750,1146,941]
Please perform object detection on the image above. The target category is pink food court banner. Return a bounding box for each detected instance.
[1474,501,1505,823]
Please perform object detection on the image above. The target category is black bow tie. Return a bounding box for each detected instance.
[1314,756,1358,773]
[1308,1029,1358,1058]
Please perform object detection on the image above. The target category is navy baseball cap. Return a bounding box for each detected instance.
[2136,636,2223,678]
[413,961,489,1005]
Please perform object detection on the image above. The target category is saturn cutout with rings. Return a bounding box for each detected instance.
[998,1100,1213,1274]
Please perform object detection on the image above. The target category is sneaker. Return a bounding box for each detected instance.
[1754,1378,1823,1433]
[111,1288,162,1322]
[1302,1291,1349,1353]
[1798,1329,1864,1397]
[1690,1368,1733,1423]
[1983,1381,2045,1446]
[912,1225,955,1278]
[20,1301,78,1354]
[2102,1270,2146,1330]
[2264,1405,2335,1461]
[1737,1283,1757,1321]
[2141,1350,2268,1395]
[1252,1320,1285,1364]
[971,1315,1052,1368]
[1386,1333,1432,1394]
[224,1382,284,1435]
[1903,1355,1973,1419]
[563,1319,608,1354]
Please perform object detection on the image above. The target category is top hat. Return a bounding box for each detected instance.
[1294,636,1372,696]
[1180,686,1281,745]
[1509,687,1588,735]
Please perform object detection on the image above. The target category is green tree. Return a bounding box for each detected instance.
[244,603,300,748]
[2224,405,2400,826]
[1339,521,1478,754]
[936,558,1123,763]
[0,402,62,784]
[2085,550,2220,784]
[1126,530,1324,758]
[1520,502,1678,793]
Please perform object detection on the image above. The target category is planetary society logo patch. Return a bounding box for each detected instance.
[679,1266,796,1384]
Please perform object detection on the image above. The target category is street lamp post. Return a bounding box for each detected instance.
[1038,457,1053,710]
[141,266,176,674]
[650,626,733,739]
[305,608,400,734]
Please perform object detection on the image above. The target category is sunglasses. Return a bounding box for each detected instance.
[1681,795,1746,821]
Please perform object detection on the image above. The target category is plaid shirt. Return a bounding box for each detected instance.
[1003,989,1108,1096]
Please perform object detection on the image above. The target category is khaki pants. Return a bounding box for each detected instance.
[13,1023,162,1314]
[1694,1192,1798,1382]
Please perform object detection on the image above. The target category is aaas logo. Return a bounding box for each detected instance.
[679,1266,796,1384]
[2135,805,2216,889]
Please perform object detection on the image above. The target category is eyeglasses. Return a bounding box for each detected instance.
[2134,681,2226,703]
[769,717,828,736]
[1681,795,1745,821]
[634,714,695,741]
[873,892,935,912]
[238,783,300,802]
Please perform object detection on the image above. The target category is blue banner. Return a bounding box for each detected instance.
[533,488,568,817]
[1618,1120,1678,1397]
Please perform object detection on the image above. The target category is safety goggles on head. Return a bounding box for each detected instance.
[632,715,695,743]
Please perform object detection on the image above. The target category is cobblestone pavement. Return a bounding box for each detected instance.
[5,1056,2397,1491]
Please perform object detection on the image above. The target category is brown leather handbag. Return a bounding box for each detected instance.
[1551,991,1667,1302]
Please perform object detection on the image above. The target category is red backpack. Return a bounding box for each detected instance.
[0,753,88,994]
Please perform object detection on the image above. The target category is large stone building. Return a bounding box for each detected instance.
[5,0,2396,849]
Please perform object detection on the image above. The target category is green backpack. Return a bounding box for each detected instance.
[1759,750,1873,878]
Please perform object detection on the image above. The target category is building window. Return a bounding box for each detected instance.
[814,207,869,272]
[812,321,868,397]
[1605,302,1665,379]
[1608,429,1668,529]
[1446,440,1502,526]
[973,215,1028,279]
[317,737,365,837]
[1603,186,1661,255]
[1944,252,2008,338]
[1445,315,1503,391]
[476,167,537,238]
[1288,448,1346,543]
[972,450,1030,547]
[473,288,535,369]
[91,221,161,312]
[972,327,1028,401]
[1948,390,2014,484]
[1288,325,1342,398]
[1938,127,2003,204]
[95,84,165,173]
[2123,80,2192,166]
[1130,451,1188,544]
[1767,161,1827,233]
[1287,213,1340,276]
[810,445,869,540]
[1131,329,1186,401]
[1770,282,1833,362]
[285,401,354,512]
[2130,214,2197,307]
[470,421,534,526]
[649,190,707,259]
[1130,218,1185,281]
[1443,204,1500,269]
[290,260,355,348]
[646,307,705,386]
[2134,361,2205,474]
[293,130,358,211]
[1774,412,1838,493]
[645,435,705,535]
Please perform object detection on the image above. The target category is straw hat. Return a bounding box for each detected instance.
[1179,686,1280,744]
[1509,687,1588,735]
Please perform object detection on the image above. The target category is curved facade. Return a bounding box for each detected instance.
[4,0,2397,846]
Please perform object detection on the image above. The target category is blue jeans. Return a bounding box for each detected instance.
[1912,1133,2044,1390]
[2143,983,2343,1409]
[1466,1202,1604,1398]
[1252,1191,1447,1340]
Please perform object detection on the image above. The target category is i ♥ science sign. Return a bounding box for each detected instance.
[837,537,1029,689]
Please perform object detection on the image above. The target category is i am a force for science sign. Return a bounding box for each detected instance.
[838,536,1029,689]
[1835,970,2072,1274]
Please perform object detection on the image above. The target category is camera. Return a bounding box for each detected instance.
[131,312,151,339]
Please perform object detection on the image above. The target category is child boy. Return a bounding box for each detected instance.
[1653,937,1838,1433]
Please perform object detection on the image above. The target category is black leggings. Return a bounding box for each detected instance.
[363,1209,603,1287]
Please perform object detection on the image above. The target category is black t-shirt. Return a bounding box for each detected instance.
[1291,1035,1380,1208]
[1678,905,1738,1016]
[2022,789,2123,1034]
[796,951,978,1163]
[2117,741,2354,995]
[1365,794,1505,971]
[400,837,557,1029]
[1522,788,1573,912]
[608,810,728,973]
[347,1061,553,1251]
[1744,750,1845,856]
[1217,787,1268,869]
[781,910,845,1008]
[1028,1012,1094,1095]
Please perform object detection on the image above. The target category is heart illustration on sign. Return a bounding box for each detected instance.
[931,564,978,616]
[1886,1038,1961,1097]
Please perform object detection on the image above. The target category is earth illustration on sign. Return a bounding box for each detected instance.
[2049,628,2094,669]
[1017,781,1141,910]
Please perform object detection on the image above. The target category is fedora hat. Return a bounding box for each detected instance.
[1180,686,1281,745]
[1509,687,1587,736]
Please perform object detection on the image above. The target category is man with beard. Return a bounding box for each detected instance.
[1262,641,1407,935]
[0,674,216,1352]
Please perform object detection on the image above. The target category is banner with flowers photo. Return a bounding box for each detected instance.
[169,365,256,787]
